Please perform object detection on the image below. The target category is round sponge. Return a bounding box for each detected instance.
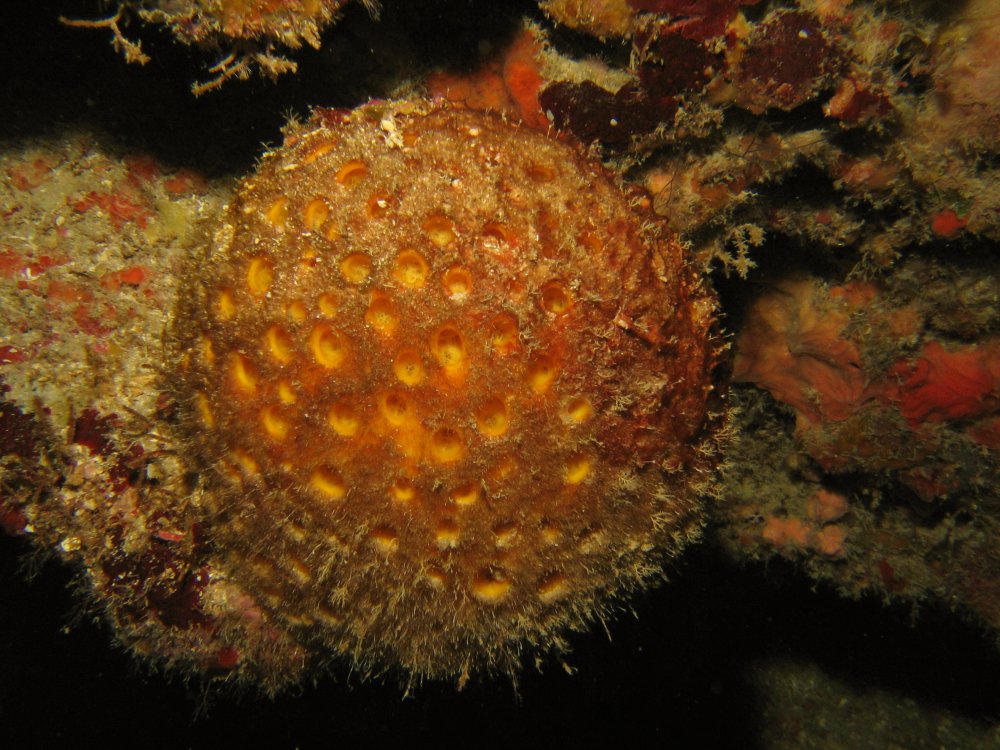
[173,100,724,681]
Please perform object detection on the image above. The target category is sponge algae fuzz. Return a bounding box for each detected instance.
[173,100,724,681]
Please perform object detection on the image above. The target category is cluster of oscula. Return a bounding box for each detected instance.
[171,99,724,682]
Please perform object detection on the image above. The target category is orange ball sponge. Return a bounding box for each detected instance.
[173,100,723,681]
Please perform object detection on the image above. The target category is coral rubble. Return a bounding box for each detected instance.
[719,259,1000,634]
[66,0,379,93]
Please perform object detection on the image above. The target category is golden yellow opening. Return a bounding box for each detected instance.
[526,354,557,394]
[443,266,472,300]
[422,214,457,248]
[317,292,337,317]
[393,349,425,385]
[276,379,297,405]
[366,191,393,218]
[565,455,592,485]
[389,478,416,503]
[264,196,288,228]
[311,466,346,499]
[392,249,428,289]
[264,324,293,363]
[380,390,414,427]
[540,521,560,545]
[565,397,592,423]
[434,520,460,549]
[287,299,308,323]
[247,258,274,296]
[335,160,367,187]
[309,324,348,369]
[371,526,399,553]
[230,448,259,477]
[493,521,518,548]
[425,567,447,589]
[481,222,517,247]
[430,427,464,464]
[365,294,398,336]
[472,570,511,602]
[526,163,556,182]
[302,140,335,164]
[487,313,519,354]
[540,280,572,315]
[475,397,509,437]
[261,405,290,441]
[327,400,360,437]
[217,287,236,321]
[432,326,466,372]
[303,197,329,232]
[538,572,568,601]
[230,353,258,394]
[450,482,478,506]
[340,253,372,284]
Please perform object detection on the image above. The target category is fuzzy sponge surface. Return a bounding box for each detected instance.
[173,100,724,681]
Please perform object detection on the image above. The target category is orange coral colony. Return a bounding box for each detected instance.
[173,100,723,679]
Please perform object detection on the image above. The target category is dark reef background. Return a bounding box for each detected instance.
[5,530,1000,748]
